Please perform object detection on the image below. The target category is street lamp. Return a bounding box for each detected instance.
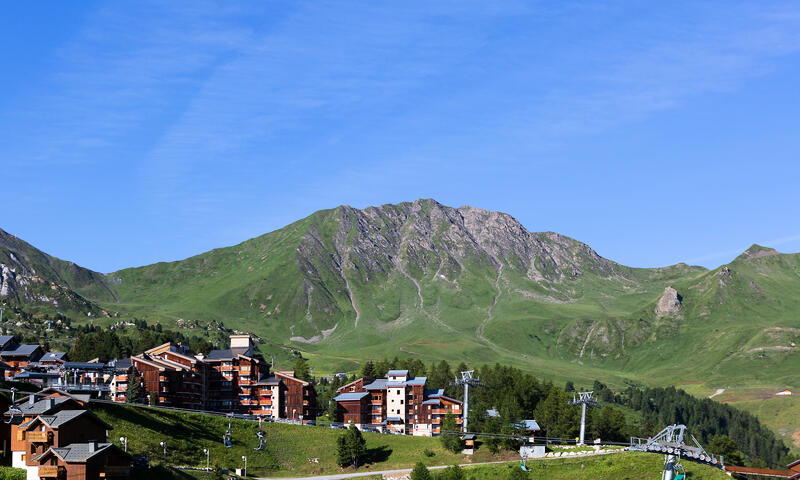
[203,448,209,471]
[119,436,127,452]
[159,441,167,463]
[241,456,247,477]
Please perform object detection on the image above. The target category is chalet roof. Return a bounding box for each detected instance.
[421,399,440,405]
[424,389,444,397]
[14,371,61,380]
[39,442,125,463]
[405,377,426,386]
[15,397,75,416]
[0,344,41,357]
[255,375,280,386]
[518,419,541,431]
[34,409,111,429]
[387,370,408,376]
[0,335,15,347]
[275,371,309,387]
[364,379,388,390]
[40,352,67,362]
[334,392,369,402]
[62,362,105,370]
[109,358,132,371]
[205,347,252,360]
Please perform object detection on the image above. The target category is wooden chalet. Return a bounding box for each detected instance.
[13,409,111,472]
[33,442,132,480]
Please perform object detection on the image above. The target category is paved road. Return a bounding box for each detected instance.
[257,460,514,479]
[258,450,624,479]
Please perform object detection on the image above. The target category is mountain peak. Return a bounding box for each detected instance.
[736,244,779,261]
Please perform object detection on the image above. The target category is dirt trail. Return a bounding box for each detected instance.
[709,388,725,399]
[477,260,504,345]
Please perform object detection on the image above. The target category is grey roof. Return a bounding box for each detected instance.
[109,358,132,370]
[62,362,105,370]
[41,352,67,362]
[0,335,15,348]
[47,442,114,462]
[387,370,408,376]
[0,344,41,357]
[255,375,280,386]
[386,416,404,422]
[15,397,74,415]
[14,371,60,380]
[422,399,440,405]
[405,377,426,386]
[518,420,541,431]
[334,392,369,402]
[38,410,91,428]
[364,379,388,390]
[205,347,252,360]
[424,389,444,397]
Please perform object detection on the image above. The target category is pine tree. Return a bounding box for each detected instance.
[360,361,376,379]
[335,435,349,467]
[126,366,140,403]
[293,357,311,381]
[410,462,431,480]
[441,411,463,453]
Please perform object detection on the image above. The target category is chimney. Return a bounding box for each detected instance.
[88,441,97,452]
[46,398,55,410]
[29,395,35,406]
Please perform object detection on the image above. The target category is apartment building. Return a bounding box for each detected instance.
[104,335,317,422]
[333,370,462,436]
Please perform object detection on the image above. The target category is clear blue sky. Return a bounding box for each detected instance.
[3,1,799,273]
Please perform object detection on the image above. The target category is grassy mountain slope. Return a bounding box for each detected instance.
[2,200,799,448]
[0,228,115,316]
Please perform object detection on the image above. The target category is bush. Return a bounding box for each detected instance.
[0,467,25,480]
[423,448,435,457]
[438,464,464,480]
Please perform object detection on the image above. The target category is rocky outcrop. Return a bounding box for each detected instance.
[0,264,18,297]
[655,286,682,317]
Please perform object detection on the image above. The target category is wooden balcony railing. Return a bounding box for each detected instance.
[27,431,51,443]
[38,466,62,478]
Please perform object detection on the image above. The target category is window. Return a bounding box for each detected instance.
[400,399,403,405]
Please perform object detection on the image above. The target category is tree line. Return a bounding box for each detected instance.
[318,357,790,468]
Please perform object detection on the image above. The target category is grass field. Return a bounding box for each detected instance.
[449,453,729,480]
[90,402,517,477]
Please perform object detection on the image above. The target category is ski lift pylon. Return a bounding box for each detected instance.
[4,388,22,424]
[254,415,266,451]
[223,413,233,448]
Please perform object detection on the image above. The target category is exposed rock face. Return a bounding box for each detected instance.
[655,286,682,316]
[0,264,18,297]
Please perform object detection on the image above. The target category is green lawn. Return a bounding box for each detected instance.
[450,453,729,480]
[90,402,514,477]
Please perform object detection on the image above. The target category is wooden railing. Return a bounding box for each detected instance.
[38,466,61,478]
[27,431,51,443]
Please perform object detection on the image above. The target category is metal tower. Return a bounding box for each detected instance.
[629,424,723,480]
[568,391,599,445]
[450,370,485,433]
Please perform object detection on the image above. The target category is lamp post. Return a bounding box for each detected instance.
[159,441,167,463]
[203,448,209,471]
[119,436,127,452]
[241,456,247,477]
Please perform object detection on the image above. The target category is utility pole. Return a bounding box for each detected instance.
[450,370,485,433]
[0,306,5,324]
[568,391,599,445]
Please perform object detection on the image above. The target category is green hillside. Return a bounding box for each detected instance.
[89,402,729,479]
[2,199,799,449]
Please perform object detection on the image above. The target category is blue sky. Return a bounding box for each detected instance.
[2,1,800,273]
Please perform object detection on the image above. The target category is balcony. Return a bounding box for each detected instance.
[99,466,130,478]
[38,466,62,478]
[27,431,51,443]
